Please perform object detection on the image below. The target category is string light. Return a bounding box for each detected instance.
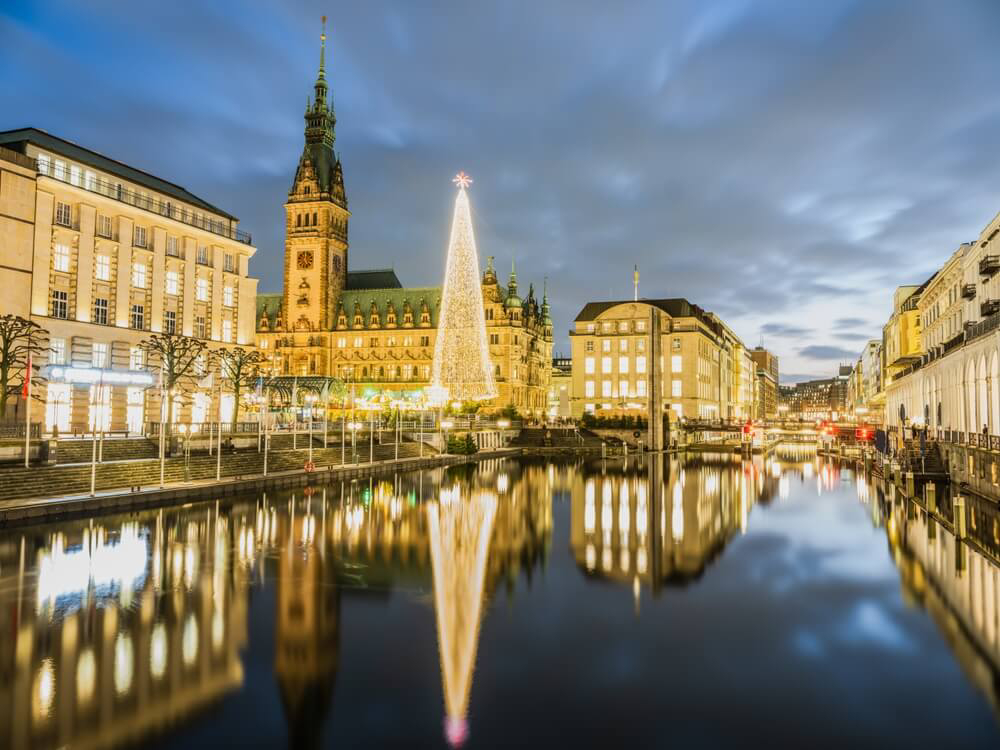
[430,175,497,403]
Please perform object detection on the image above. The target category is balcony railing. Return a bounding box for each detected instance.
[0,421,42,439]
[982,299,1000,318]
[979,255,1000,276]
[962,283,977,300]
[0,145,37,171]
[43,167,253,245]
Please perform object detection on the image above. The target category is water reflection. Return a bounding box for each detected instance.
[856,471,1000,721]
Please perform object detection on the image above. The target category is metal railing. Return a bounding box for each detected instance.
[0,422,42,439]
[147,421,260,436]
[43,168,252,245]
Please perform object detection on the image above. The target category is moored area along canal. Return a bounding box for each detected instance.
[2,449,999,748]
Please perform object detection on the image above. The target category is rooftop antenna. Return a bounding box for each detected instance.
[633,265,639,301]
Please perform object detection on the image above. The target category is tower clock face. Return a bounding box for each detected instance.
[297,250,313,269]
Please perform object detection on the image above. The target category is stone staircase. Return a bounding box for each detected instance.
[0,441,435,502]
[901,441,947,476]
[56,437,159,464]
[510,428,614,448]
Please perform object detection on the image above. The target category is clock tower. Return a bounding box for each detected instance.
[283,16,349,336]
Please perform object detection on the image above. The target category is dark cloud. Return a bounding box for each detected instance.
[5,0,1000,375]
[834,318,869,330]
[799,345,859,361]
[761,323,813,338]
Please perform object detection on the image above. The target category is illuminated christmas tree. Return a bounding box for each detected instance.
[430,173,498,403]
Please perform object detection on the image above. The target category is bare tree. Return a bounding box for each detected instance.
[139,333,211,434]
[0,315,48,418]
[217,347,265,432]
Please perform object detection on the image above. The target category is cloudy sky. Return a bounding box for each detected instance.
[4,0,1000,381]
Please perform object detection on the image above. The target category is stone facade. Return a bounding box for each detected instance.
[0,130,258,432]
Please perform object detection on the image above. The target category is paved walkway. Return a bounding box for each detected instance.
[0,448,522,525]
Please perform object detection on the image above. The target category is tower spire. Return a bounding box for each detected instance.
[314,16,328,108]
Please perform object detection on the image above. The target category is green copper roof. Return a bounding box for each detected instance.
[257,292,282,321]
[337,286,441,328]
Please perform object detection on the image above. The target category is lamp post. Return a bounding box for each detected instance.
[305,393,316,465]
[441,419,454,454]
[179,423,190,482]
[497,418,510,448]
[349,420,359,465]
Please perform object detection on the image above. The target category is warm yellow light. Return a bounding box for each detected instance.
[441,420,455,429]
[496,419,510,429]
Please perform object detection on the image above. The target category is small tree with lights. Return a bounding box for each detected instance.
[139,333,212,439]
[217,346,265,433]
[0,315,48,420]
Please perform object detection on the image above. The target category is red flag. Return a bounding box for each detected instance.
[21,355,31,398]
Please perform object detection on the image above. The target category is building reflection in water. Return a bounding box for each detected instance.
[0,507,249,750]
[568,450,811,608]
[0,458,554,750]
[857,471,1000,721]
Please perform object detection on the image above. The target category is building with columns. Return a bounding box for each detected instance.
[886,208,1000,434]
[0,130,258,433]
[255,27,553,417]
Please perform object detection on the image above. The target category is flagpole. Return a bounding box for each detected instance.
[23,353,31,469]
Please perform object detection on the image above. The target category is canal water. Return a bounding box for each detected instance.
[2,448,1000,749]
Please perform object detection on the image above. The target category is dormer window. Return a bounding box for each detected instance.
[304,185,311,195]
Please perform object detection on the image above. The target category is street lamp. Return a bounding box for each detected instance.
[178,423,191,482]
[497,418,510,448]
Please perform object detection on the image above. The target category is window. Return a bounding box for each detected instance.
[618,321,629,333]
[602,356,612,374]
[133,226,147,248]
[637,339,646,352]
[486,308,494,320]
[224,253,235,272]
[95,254,110,281]
[37,153,50,175]
[353,336,362,348]
[636,320,646,332]
[223,286,234,307]
[132,262,147,288]
[585,381,595,398]
[222,319,233,342]
[128,346,143,370]
[93,298,109,325]
[92,342,107,369]
[69,164,81,186]
[195,315,207,338]
[84,170,97,190]
[51,290,68,319]
[672,338,681,351]
[53,243,70,272]
[337,337,346,348]
[671,355,682,373]
[602,380,612,398]
[53,159,66,180]
[197,246,209,265]
[602,339,611,353]
[420,335,430,347]
[54,202,71,227]
[166,270,179,296]
[490,333,500,345]
[196,278,209,301]
[672,380,682,398]
[619,356,629,374]
[585,356,595,374]
[387,336,397,347]
[636,356,647,374]
[619,339,628,352]
[585,340,594,353]
[370,337,378,347]
[126,387,144,433]
[50,338,65,365]
[130,304,145,330]
[637,379,647,396]
[164,310,176,334]
[166,236,178,256]
[403,336,413,347]
[602,322,612,332]
[97,215,113,238]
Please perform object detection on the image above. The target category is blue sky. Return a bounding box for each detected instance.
[3,0,1000,380]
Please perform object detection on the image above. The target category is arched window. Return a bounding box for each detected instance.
[379,366,385,378]
[362,367,368,377]
[296,214,301,227]
[313,212,318,226]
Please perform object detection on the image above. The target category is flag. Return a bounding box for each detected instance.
[22,354,31,398]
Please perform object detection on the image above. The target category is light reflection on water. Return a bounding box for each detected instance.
[1,450,999,748]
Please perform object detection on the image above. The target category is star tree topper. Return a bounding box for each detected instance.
[452,171,473,189]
